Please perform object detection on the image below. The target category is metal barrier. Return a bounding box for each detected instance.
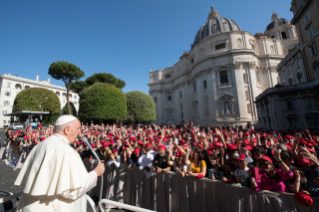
[99,199,155,212]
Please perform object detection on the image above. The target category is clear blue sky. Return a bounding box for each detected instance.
[0,0,293,94]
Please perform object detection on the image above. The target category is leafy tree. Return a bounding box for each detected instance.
[85,73,126,89]
[13,87,61,124]
[62,102,76,116]
[70,81,87,94]
[78,83,127,124]
[125,91,156,124]
[48,61,85,114]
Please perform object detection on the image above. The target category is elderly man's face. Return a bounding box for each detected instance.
[68,119,81,143]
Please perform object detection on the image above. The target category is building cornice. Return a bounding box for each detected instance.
[291,0,314,25]
[1,74,78,95]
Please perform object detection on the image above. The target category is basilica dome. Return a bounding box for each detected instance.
[192,6,242,48]
[265,12,290,33]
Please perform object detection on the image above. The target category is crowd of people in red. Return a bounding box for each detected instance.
[3,120,318,206]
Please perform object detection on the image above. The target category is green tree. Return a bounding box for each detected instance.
[125,91,156,124]
[48,61,85,114]
[78,83,127,124]
[85,73,126,89]
[13,87,61,124]
[70,81,87,94]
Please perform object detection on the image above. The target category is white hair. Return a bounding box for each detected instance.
[54,120,76,133]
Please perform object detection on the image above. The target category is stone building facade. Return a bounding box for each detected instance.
[148,6,298,126]
[0,74,79,128]
[255,0,319,130]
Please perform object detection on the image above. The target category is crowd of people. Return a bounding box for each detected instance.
[2,120,318,205]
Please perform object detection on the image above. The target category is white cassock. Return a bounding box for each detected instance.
[14,133,98,212]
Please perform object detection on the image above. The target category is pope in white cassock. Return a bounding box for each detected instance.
[14,115,105,212]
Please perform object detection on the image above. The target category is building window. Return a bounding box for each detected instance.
[287,117,298,128]
[206,107,210,116]
[310,43,317,57]
[165,74,171,79]
[191,58,194,63]
[287,100,293,111]
[256,70,262,83]
[243,73,248,84]
[154,97,157,103]
[56,91,60,96]
[7,83,10,88]
[224,101,231,114]
[3,101,10,106]
[297,72,302,83]
[181,103,183,110]
[74,95,77,99]
[193,82,197,92]
[69,94,72,98]
[168,95,171,101]
[203,80,207,90]
[288,78,293,85]
[3,120,6,125]
[3,110,7,115]
[15,84,22,90]
[306,114,318,128]
[247,104,252,114]
[181,112,184,119]
[215,43,226,50]
[25,86,30,89]
[220,71,228,84]
[5,92,10,97]
[281,32,287,40]
[245,90,250,101]
[304,11,310,24]
[180,91,182,99]
[307,25,314,39]
[251,44,255,50]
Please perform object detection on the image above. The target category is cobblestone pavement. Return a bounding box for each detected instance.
[0,129,129,212]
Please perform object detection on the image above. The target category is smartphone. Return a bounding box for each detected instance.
[208,169,213,179]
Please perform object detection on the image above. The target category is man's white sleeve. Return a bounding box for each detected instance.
[78,170,98,197]
[113,156,121,167]
[61,170,98,199]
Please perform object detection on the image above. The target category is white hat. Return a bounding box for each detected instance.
[55,115,77,126]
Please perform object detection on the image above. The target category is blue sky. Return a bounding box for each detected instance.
[0,0,293,94]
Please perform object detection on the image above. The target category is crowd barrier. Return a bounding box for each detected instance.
[84,159,319,212]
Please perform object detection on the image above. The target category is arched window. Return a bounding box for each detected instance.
[69,94,72,98]
[251,44,255,50]
[25,86,30,89]
[224,101,231,114]
[203,80,207,89]
[56,91,60,96]
[237,38,243,48]
[5,92,10,97]
[193,82,197,92]
[281,32,287,39]
[247,104,252,114]
[4,101,10,106]
[62,93,67,97]
[15,84,22,90]
[243,73,248,84]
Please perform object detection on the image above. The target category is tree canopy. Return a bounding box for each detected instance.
[70,81,87,94]
[13,87,61,114]
[48,61,84,114]
[85,73,126,89]
[125,91,156,124]
[78,83,127,124]
[62,102,76,116]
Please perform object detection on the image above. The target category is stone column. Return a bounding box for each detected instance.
[233,62,247,120]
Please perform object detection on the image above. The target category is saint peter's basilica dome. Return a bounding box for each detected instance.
[192,6,242,48]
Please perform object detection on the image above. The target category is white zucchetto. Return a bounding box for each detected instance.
[55,115,77,126]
